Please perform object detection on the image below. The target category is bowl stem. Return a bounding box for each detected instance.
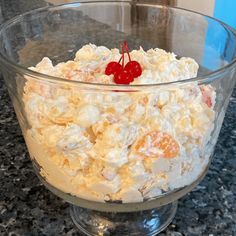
[70,201,178,236]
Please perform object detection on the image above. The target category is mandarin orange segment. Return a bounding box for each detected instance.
[135,131,180,158]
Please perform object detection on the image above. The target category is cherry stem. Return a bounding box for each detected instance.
[118,43,123,63]
[121,43,125,68]
[124,41,131,62]
[118,55,122,63]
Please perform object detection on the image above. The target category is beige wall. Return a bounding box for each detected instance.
[47,0,215,17]
[177,0,215,16]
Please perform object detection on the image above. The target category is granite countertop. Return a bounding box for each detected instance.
[0,1,236,235]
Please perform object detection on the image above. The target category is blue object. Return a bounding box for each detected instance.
[203,0,236,71]
[214,0,236,29]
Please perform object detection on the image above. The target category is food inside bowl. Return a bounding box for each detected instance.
[23,43,215,203]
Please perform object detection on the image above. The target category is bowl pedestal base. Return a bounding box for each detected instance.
[70,201,178,236]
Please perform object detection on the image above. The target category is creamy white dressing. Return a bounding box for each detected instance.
[23,44,215,203]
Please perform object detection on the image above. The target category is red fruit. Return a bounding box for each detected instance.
[114,70,134,84]
[105,41,142,84]
[124,61,142,78]
[200,86,213,108]
[105,61,123,75]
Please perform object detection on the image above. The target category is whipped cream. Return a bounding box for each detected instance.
[23,44,216,203]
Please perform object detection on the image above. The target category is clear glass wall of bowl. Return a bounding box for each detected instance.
[0,2,236,235]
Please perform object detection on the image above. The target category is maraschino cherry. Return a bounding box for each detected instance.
[105,61,122,75]
[105,41,142,84]
[123,41,142,78]
[124,61,142,78]
[114,70,134,84]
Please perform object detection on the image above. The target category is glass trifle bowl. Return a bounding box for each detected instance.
[0,1,236,235]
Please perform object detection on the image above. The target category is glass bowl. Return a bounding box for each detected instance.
[0,1,236,235]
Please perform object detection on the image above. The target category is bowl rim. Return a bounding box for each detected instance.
[0,0,236,89]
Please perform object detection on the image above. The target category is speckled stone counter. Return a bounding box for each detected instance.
[0,1,236,235]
